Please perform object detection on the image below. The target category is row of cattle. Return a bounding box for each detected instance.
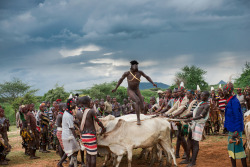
[92,114,177,167]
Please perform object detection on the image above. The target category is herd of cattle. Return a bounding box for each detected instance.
[86,111,250,167]
[95,114,176,167]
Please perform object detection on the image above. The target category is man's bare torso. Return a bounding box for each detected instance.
[126,71,142,90]
[82,109,96,133]
[195,104,209,117]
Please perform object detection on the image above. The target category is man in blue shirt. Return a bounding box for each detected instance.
[224,82,247,167]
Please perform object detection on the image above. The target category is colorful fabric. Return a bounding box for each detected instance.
[218,98,226,111]
[48,110,53,122]
[81,133,97,155]
[41,114,49,126]
[228,131,246,159]
[56,129,64,150]
[224,95,244,132]
[192,122,205,141]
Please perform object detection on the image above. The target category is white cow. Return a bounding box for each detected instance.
[97,114,177,167]
[245,121,250,162]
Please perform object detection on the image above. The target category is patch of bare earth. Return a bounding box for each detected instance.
[6,128,250,167]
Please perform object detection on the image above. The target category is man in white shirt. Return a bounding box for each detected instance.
[62,98,80,167]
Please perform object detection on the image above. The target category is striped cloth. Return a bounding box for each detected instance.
[81,133,97,155]
[48,110,53,122]
[56,128,64,150]
[218,98,226,112]
[41,114,50,126]
[228,131,246,159]
[192,122,205,141]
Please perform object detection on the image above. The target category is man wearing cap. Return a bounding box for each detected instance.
[156,90,164,105]
[56,99,62,104]
[112,60,157,125]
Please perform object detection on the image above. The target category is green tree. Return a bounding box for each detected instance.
[141,89,158,103]
[235,62,250,88]
[0,78,38,118]
[0,78,38,102]
[12,90,38,111]
[175,65,208,90]
[76,82,127,103]
[43,84,70,103]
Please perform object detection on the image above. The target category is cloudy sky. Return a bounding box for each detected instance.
[0,0,250,95]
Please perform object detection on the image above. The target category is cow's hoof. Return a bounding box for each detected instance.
[137,121,141,125]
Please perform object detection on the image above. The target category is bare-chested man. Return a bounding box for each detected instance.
[182,91,210,167]
[76,96,106,167]
[112,60,157,125]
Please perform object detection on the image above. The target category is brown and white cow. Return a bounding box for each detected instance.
[96,114,177,167]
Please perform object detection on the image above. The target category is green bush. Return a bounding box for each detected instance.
[0,103,16,125]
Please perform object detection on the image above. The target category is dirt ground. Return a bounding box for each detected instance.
[5,127,250,167]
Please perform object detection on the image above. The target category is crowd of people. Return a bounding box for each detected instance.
[0,83,249,166]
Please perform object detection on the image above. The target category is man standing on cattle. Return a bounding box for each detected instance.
[112,60,157,125]
[223,83,247,167]
[76,96,106,167]
[181,91,210,167]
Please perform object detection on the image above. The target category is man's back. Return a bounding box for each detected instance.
[82,109,96,133]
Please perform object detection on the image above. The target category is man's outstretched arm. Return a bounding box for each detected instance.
[140,71,157,88]
[92,110,106,135]
[112,72,129,92]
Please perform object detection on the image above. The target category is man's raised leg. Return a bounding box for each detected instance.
[127,89,141,125]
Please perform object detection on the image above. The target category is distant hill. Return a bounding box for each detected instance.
[139,82,170,90]
[218,80,227,85]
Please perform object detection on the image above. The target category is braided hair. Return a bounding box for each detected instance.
[66,98,73,111]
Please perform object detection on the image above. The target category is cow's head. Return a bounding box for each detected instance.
[95,115,116,135]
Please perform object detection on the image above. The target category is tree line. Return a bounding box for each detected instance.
[0,63,249,124]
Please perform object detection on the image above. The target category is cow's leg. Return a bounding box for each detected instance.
[112,154,118,167]
[102,155,107,167]
[115,155,123,167]
[138,148,146,159]
[149,146,157,167]
[127,149,133,167]
[159,140,177,167]
[102,153,111,167]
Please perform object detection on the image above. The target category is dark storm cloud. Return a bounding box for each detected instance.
[0,0,250,95]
